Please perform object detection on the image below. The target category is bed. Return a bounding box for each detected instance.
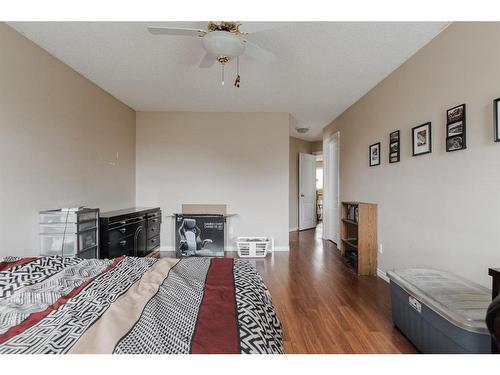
[0,256,283,354]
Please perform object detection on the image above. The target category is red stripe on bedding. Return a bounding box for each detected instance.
[191,258,239,354]
[0,256,125,345]
[0,257,37,272]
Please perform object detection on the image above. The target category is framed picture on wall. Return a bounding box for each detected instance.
[446,136,464,151]
[447,104,465,123]
[447,121,463,136]
[446,104,466,152]
[369,142,380,166]
[494,98,500,142]
[412,122,432,156]
[389,130,400,163]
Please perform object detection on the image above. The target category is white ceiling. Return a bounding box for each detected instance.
[8,21,448,141]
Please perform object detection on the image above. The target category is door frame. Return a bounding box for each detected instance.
[323,131,340,244]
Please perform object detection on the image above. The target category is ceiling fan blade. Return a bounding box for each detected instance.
[147,27,206,37]
[199,53,215,68]
[243,40,276,64]
[240,22,292,35]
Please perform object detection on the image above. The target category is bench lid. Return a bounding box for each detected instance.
[387,268,491,334]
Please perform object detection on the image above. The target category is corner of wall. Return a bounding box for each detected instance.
[377,268,390,283]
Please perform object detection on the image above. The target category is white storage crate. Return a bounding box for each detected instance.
[236,237,273,258]
[39,234,77,257]
[39,223,78,234]
[39,208,99,258]
[39,212,78,224]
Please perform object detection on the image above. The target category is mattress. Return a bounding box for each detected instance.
[0,255,283,354]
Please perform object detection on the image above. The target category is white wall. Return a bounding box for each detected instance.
[136,112,290,251]
[0,23,137,257]
[324,22,500,287]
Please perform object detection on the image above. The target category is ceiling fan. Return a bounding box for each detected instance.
[147,21,277,87]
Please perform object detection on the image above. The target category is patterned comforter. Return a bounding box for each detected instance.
[0,256,282,354]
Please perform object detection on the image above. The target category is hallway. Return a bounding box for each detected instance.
[253,227,416,353]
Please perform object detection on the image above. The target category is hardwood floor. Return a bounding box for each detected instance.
[256,226,416,353]
[162,225,417,354]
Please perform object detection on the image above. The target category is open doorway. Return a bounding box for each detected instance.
[298,153,317,230]
[290,137,325,233]
[315,154,323,225]
[322,131,340,244]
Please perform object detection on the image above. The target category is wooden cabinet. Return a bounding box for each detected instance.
[340,202,377,276]
[99,207,161,259]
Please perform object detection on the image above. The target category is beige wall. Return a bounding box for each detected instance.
[289,136,313,230]
[312,140,323,154]
[0,23,136,257]
[136,112,290,251]
[324,22,500,287]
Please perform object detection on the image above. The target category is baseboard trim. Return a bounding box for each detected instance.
[377,268,390,283]
[289,227,298,232]
[160,245,290,253]
[325,239,338,247]
[227,246,290,252]
[274,245,290,252]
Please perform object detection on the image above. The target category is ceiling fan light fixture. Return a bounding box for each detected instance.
[202,30,245,61]
[147,22,276,88]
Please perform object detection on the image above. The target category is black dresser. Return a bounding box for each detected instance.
[99,207,161,259]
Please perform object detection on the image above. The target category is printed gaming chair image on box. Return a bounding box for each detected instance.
[178,218,213,256]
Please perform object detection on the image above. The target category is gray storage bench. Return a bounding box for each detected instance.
[388,268,491,353]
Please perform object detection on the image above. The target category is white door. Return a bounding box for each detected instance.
[299,153,317,230]
[323,132,340,244]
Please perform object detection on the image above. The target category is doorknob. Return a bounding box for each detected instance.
[300,194,305,197]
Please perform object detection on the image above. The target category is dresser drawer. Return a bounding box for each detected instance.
[109,215,145,229]
[107,237,135,258]
[147,236,160,252]
[147,211,161,220]
[147,219,160,239]
[109,221,143,244]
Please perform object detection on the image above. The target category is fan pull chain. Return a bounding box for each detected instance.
[234,56,241,88]
[221,64,225,86]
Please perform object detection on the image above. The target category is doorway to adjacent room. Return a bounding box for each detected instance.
[322,131,340,245]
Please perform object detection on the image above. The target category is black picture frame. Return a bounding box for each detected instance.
[494,98,500,142]
[412,122,432,156]
[389,130,400,163]
[447,103,465,123]
[446,135,464,152]
[446,104,466,152]
[369,142,381,167]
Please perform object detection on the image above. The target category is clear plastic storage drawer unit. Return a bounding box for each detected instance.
[39,207,99,259]
[388,268,492,353]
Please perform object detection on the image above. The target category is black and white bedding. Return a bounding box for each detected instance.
[0,255,283,354]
